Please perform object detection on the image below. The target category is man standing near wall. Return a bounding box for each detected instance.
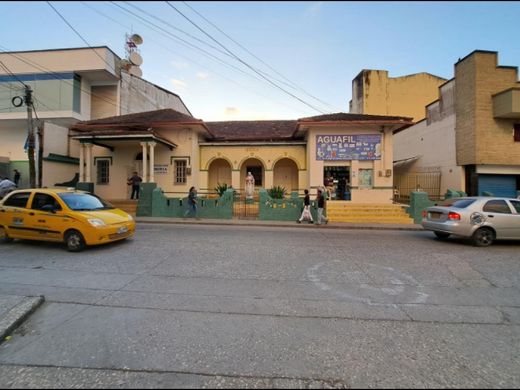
[127,171,143,200]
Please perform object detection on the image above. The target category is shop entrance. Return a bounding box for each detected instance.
[324,166,351,200]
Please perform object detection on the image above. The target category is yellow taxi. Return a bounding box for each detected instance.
[0,188,135,252]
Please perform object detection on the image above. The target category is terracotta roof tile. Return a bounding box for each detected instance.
[206,120,298,141]
[75,108,199,126]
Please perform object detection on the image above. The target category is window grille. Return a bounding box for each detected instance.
[96,159,110,184]
[175,160,187,184]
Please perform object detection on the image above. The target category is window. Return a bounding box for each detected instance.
[96,159,110,185]
[358,169,373,189]
[72,74,81,114]
[3,192,30,208]
[174,160,187,184]
[31,193,61,211]
[510,200,520,213]
[514,124,520,142]
[483,200,512,214]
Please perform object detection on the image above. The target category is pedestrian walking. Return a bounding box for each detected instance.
[127,171,142,200]
[13,169,20,187]
[297,189,313,223]
[184,186,199,219]
[315,188,328,225]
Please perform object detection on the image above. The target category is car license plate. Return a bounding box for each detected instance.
[117,226,128,234]
[429,212,442,220]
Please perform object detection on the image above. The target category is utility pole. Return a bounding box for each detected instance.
[25,86,36,188]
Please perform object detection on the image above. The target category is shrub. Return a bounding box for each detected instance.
[215,183,230,197]
[268,185,286,199]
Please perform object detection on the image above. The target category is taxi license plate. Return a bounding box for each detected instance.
[117,226,129,234]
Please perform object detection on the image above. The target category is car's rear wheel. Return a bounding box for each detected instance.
[434,231,451,239]
[472,227,494,247]
[0,226,13,243]
[65,230,86,252]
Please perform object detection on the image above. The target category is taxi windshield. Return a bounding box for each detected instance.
[58,193,114,211]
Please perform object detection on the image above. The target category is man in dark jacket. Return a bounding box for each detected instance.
[316,188,328,225]
[127,172,142,199]
[297,189,313,223]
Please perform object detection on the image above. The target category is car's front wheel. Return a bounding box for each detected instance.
[0,226,13,243]
[472,227,494,247]
[65,230,86,252]
[434,231,451,239]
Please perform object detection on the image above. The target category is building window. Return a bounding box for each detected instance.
[175,160,187,184]
[514,124,520,142]
[96,159,110,184]
[72,74,81,114]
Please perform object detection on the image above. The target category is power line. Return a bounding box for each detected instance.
[0,46,129,113]
[47,1,161,111]
[181,1,341,112]
[0,60,27,88]
[82,2,311,116]
[165,1,327,115]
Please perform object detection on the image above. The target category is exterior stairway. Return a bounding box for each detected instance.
[326,201,414,224]
[108,199,138,216]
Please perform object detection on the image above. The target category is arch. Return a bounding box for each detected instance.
[270,155,302,170]
[204,155,234,171]
[239,157,265,189]
[273,158,299,193]
[208,158,232,192]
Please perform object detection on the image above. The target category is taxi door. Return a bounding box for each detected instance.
[25,192,67,241]
[0,191,33,239]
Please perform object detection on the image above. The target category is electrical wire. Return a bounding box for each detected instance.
[82,2,311,116]
[181,1,342,112]
[166,1,327,114]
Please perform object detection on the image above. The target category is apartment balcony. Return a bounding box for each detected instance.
[493,87,520,118]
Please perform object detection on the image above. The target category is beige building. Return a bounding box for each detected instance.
[349,69,447,122]
[395,50,520,198]
[70,110,413,204]
[0,46,191,188]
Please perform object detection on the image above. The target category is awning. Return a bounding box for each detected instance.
[393,155,421,167]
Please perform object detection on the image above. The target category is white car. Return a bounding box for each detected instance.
[421,197,520,246]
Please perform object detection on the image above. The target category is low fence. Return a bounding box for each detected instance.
[137,183,234,219]
[258,189,323,221]
[406,188,467,223]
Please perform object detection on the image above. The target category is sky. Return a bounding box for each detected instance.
[1,1,519,121]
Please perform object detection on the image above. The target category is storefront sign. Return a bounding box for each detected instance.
[316,134,382,161]
[154,165,168,174]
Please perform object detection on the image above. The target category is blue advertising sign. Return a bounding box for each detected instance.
[316,134,382,161]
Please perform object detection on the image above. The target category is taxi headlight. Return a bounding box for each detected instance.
[127,214,134,221]
[88,218,106,227]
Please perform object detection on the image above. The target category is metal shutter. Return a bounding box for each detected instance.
[478,175,517,198]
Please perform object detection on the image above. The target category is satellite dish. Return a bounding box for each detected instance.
[119,59,131,70]
[128,66,143,78]
[129,52,143,66]
[130,34,143,46]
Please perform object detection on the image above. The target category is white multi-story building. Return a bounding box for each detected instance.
[0,46,191,188]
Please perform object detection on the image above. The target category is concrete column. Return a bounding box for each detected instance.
[140,142,148,183]
[79,143,85,182]
[149,141,156,183]
[264,170,274,190]
[85,143,93,182]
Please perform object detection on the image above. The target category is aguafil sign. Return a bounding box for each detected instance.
[316,134,382,161]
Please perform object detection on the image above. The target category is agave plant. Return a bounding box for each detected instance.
[214,183,230,197]
[268,185,286,199]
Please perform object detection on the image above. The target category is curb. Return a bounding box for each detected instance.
[0,296,45,344]
[135,218,424,232]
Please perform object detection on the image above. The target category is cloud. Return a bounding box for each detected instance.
[196,71,210,80]
[224,107,240,117]
[170,79,187,89]
[306,1,324,16]
[170,60,189,70]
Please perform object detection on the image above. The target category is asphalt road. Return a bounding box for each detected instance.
[0,224,519,388]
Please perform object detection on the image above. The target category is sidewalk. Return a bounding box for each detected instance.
[135,216,424,231]
[0,295,44,345]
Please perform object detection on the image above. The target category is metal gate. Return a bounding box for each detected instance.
[394,172,442,202]
[232,190,259,219]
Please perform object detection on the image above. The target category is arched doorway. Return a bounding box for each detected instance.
[240,158,264,191]
[273,158,299,193]
[208,158,232,193]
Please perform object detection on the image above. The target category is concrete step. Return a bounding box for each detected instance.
[326,203,413,224]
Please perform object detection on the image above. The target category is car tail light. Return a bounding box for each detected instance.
[422,210,428,218]
[448,212,461,221]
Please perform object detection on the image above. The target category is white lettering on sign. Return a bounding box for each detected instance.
[316,135,355,144]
